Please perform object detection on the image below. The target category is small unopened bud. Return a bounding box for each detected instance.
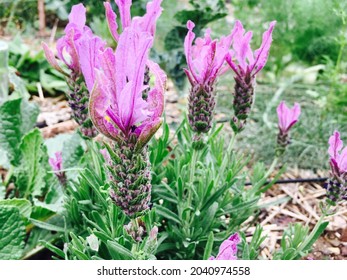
[124,218,147,242]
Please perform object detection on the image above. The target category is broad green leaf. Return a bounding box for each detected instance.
[0,198,32,218]
[20,99,39,136]
[15,128,50,198]
[0,98,22,165]
[0,207,26,260]
[8,71,30,99]
[62,133,84,169]
[0,98,39,167]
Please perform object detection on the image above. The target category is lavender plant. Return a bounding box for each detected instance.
[4,0,341,262]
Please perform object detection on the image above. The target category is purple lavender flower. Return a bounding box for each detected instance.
[226,20,276,133]
[184,20,234,139]
[89,26,166,218]
[276,101,301,154]
[87,1,166,218]
[42,4,105,138]
[49,152,66,186]
[209,233,240,260]
[324,131,347,205]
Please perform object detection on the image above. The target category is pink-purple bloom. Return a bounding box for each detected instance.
[328,131,347,178]
[277,101,301,135]
[325,131,347,204]
[42,4,106,86]
[226,20,276,133]
[89,28,166,149]
[184,20,234,87]
[276,101,301,152]
[89,1,166,149]
[226,20,276,78]
[49,152,66,186]
[49,151,63,172]
[209,233,240,260]
[184,20,233,137]
[42,3,106,138]
[87,1,165,218]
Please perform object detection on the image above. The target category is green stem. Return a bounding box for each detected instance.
[130,218,140,258]
[4,165,14,187]
[265,157,278,178]
[187,149,198,207]
[215,133,236,183]
[335,41,346,74]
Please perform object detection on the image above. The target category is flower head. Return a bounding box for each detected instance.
[49,151,66,186]
[89,26,166,150]
[49,151,63,172]
[209,233,240,260]
[226,20,276,78]
[42,4,106,85]
[276,101,301,154]
[184,20,233,138]
[42,4,106,138]
[325,130,347,205]
[328,131,347,177]
[184,20,233,87]
[226,20,276,133]
[277,101,301,135]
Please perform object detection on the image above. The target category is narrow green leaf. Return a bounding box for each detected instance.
[203,231,214,260]
[107,240,133,260]
[40,241,65,259]
[302,221,329,253]
[201,202,219,235]
[29,218,65,232]
[201,180,236,212]
[155,205,181,225]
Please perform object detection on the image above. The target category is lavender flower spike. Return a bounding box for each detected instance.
[49,152,66,186]
[42,4,106,138]
[89,26,166,218]
[324,131,347,205]
[209,233,240,260]
[184,20,234,145]
[276,101,301,154]
[226,20,276,133]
